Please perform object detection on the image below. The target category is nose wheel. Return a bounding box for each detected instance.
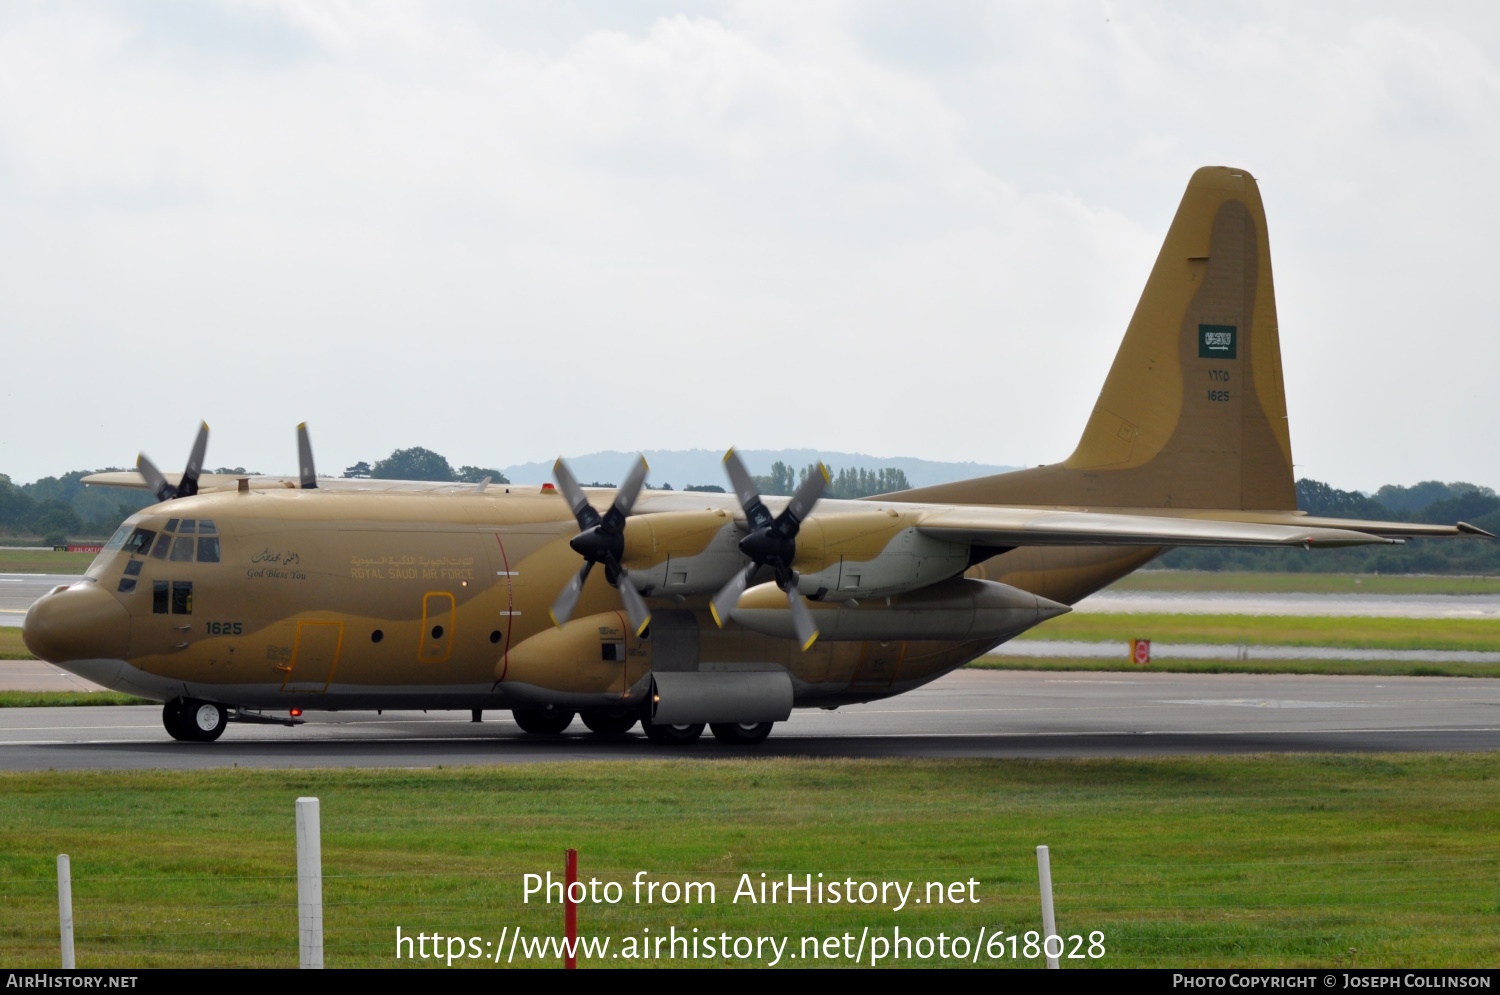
[163,698,228,742]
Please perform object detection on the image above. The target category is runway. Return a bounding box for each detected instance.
[1,669,1495,770]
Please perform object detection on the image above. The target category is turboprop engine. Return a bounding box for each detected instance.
[730,577,1070,643]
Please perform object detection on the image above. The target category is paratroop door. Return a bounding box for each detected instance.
[420,592,455,663]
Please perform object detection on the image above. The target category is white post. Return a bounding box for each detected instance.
[295,797,323,969]
[1036,845,1059,969]
[57,854,75,969]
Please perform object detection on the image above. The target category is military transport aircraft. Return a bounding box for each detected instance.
[22,166,1492,746]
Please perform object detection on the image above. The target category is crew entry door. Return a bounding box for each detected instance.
[282,622,344,692]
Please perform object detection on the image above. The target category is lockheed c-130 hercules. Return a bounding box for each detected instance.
[22,166,1493,747]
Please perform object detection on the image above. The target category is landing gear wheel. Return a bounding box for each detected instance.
[581,710,638,736]
[642,721,705,745]
[511,706,576,735]
[710,721,774,746]
[162,698,190,741]
[163,698,227,742]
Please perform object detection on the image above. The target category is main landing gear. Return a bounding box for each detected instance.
[163,697,228,742]
[510,704,576,735]
[709,722,774,746]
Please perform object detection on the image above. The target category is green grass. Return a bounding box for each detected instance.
[0,758,1495,968]
[971,656,1500,678]
[0,691,151,707]
[0,549,97,574]
[1020,613,1500,652]
[1118,570,1500,595]
[1,630,34,660]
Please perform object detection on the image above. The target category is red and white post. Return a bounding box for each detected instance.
[564,848,578,970]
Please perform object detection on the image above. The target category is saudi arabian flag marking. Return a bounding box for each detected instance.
[1199,324,1237,359]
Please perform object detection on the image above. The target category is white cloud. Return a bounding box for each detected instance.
[0,1,1495,493]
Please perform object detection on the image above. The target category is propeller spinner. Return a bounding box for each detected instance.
[548,456,653,636]
[137,422,210,502]
[709,449,828,651]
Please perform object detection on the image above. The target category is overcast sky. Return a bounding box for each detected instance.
[1,1,1496,492]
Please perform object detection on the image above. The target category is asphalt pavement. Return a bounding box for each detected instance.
[0,669,1495,770]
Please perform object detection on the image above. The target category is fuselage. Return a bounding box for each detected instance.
[23,485,1101,713]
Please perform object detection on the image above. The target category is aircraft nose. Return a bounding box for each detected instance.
[22,582,130,663]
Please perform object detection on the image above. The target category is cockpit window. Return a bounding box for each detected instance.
[178,520,197,535]
[196,537,221,563]
[165,519,179,534]
[103,525,131,552]
[199,520,217,535]
[124,561,142,577]
[169,537,195,562]
[123,529,157,556]
[150,534,171,560]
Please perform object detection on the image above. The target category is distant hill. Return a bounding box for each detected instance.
[500,449,1019,491]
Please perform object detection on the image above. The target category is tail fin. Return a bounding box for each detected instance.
[906,165,1296,511]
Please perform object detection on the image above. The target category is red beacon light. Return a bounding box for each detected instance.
[541,483,556,492]
[289,708,303,717]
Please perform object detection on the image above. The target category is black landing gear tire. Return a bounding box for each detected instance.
[163,698,228,742]
[511,706,576,735]
[642,720,705,746]
[581,710,639,737]
[709,721,774,746]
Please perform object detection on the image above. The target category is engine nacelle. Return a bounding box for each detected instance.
[619,510,746,596]
[789,513,971,600]
[732,577,1069,643]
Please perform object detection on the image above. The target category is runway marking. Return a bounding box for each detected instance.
[1156,698,1377,709]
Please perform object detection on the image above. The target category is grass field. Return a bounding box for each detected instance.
[0,691,150,707]
[0,550,97,574]
[0,757,1495,969]
[1,630,33,659]
[1018,613,1500,652]
[1119,570,1500,595]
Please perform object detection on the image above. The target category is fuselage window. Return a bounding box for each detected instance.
[178,520,197,535]
[150,534,172,560]
[152,580,168,614]
[118,578,137,594]
[123,529,157,556]
[124,560,142,577]
[165,519,179,534]
[171,582,192,615]
[169,537,195,562]
[199,520,217,535]
[196,537,221,563]
[103,525,132,552]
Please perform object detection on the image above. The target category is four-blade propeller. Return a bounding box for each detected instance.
[137,422,211,503]
[710,449,828,651]
[548,456,653,636]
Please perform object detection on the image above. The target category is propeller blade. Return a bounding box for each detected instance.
[177,422,209,498]
[778,461,828,535]
[552,458,601,531]
[709,565,753,629]
[723,448,773,531]
[786,586,819,652]
[549,560,594,628]
[602,456,649,532]
[615,572,652,637]
[297,423,317,490]
[137,454,176,503]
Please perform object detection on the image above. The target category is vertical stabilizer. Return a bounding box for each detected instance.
[903,166,1296,510]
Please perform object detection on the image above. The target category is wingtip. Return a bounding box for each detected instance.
[1458,521,1498,538]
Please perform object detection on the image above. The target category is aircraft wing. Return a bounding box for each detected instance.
[911,506,1395,549]
[80,471,489,494]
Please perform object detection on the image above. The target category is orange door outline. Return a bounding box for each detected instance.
[420,592,456,663]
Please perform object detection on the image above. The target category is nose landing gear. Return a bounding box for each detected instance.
[163,698,228,742]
